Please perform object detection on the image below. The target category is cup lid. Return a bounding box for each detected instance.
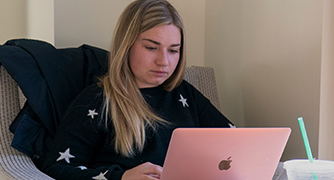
[284,159,334,172]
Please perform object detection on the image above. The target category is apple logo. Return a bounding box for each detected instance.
[218,156,232,171]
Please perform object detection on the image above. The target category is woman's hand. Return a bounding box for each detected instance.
[122,162,163,180]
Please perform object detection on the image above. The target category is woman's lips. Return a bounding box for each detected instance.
[152,70,167,77]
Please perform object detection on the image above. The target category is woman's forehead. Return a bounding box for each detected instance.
[138,24,181,45]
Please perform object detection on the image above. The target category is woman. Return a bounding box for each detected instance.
[41,0,233,179]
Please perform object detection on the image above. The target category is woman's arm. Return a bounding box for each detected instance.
[41,84,126,180]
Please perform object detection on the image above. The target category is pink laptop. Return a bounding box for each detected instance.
[160,128,291,180]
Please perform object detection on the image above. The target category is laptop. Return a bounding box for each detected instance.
[160,128,291,180]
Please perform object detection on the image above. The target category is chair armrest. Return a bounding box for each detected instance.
[0,66,54,180]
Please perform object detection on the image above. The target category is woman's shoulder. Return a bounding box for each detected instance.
[81,83,103,95]
[174,80,199,93]
[172,80,209,103]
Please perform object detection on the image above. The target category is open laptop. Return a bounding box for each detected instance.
[160,128,291,180]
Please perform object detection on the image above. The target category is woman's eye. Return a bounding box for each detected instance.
[146,46,156,50]
[169,49,179,54]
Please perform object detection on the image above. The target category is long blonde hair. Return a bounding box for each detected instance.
[99,0,186,157]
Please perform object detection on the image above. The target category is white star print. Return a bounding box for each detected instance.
[92,170,108,180]
[56,148,75,163]
[77,166,88,170]
[178,94,189,107]
[87,109,98,119]
[229,123,237,128]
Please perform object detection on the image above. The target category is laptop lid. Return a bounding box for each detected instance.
[160,128,291,180]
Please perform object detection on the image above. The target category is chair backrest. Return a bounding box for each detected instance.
[0,66,20,149]
[0,66,54,180]
[184,66,221,111]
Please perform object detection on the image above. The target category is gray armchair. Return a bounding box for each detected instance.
[0,66,54,180]
[0,65,221,180]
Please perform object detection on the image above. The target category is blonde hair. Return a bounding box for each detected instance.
[99,0,186,157]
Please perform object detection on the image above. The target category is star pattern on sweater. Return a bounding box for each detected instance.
[178,94,189,107]
[77,166,88,170]
[56,147,75,163]
[92,170,108,180]
[229,123,237,128]
[87,109,98,119]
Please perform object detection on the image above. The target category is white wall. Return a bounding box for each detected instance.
[0,0,27,44]
[26,0,54,44]
[319,0,334,160]
[205,0,324,161]
[0,0,54,44]
[54,0,205,66]
[54,0,131,50]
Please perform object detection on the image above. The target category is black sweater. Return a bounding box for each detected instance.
[41,81,233,180]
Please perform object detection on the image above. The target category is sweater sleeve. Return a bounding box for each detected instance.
[41,84,125,180]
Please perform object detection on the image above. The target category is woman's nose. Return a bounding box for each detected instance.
[156,50,169,66]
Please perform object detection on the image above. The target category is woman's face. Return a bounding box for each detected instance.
[129,24,181,89]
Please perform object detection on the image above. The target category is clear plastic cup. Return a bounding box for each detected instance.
[284,159,334,180]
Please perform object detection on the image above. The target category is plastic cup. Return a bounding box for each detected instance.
[284,159,334,180]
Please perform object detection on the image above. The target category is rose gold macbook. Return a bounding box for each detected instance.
[160,128,291,180]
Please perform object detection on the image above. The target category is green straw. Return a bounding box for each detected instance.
[298,117,318,180]
[298,117,314,162]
